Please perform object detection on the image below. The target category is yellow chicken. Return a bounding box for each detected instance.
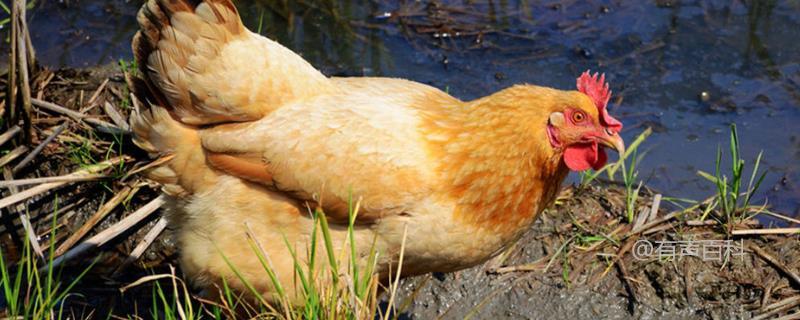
[129,0,625,304]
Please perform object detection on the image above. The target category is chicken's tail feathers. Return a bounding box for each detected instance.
[133,0,243,69]
[128,74,214,197]
[128,76,184,154]
[132,0,332,126]
[132,0,249,125]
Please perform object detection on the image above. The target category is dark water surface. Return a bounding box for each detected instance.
[5,0,800,218]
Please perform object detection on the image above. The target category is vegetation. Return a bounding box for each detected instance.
[209,202,390,320]
[578,127,652,187]
[579,127,651,224]
[696,124,768,235]
[3,199,394,319]
[0,202,96,320]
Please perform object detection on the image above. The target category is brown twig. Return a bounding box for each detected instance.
[0,156,129,211]
[647,194,662,222]
[55,186,137,256]
[121,154,175,182]
[642,222,677,235]
[0,174,107,188]
[0,145,29,167]
[773,311,800,320]
[15,0,33,143]
[750,245,800,289]
[757,211,800,226]
[734,228,800,236]
[632,207,649,231]
[30,98,127,134]
[12,122,68,173]
[46,195,165,270]
[31,98,84,120]
[590,237,637,285]
[36,71,54,100]
[6,0,17,129]
[684,259,695,306]
[0,126,22,146]
[87,78,110,107]
[754,295,800,320]
[487,258,547,274]
[103,101,130,131]
[626,195,716,237]
[627,210,682,237]
[21,0,34,68]
[114,216,168,275]
[3,167,44,258]
[761,278,776,312]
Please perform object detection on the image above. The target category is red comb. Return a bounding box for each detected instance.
[577,71,622,133]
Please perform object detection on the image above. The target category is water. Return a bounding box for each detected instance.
[5,0,800,219]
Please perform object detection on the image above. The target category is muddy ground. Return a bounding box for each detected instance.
[391,186,800,319]
[1,66,799,319]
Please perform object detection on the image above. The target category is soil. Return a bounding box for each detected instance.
[391,186,800,319]
[2,65,799,319]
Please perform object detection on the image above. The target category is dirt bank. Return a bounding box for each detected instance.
[391,186,800,319]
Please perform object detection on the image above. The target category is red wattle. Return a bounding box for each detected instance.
[564,143,608,171]
[593,148,608,170]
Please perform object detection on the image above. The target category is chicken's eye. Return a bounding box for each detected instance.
[571,111,586,123]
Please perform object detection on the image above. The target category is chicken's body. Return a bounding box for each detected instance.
[129,0,624,304]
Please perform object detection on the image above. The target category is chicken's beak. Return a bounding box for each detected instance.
[598,128,626,155]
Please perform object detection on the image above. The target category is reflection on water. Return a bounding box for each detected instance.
[2,0,799,218]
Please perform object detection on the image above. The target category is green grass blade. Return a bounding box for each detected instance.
[281,233,314,300]
[0,244,18,316]
[216,245,272,308]
[347,190,361,296]
[246,235,287,299]
[696,170,719,184]
[257,9,265,34]
[743,170,768,213]
[317,210,340,286]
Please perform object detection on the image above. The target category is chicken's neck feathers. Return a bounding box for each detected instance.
[426,87,568,236]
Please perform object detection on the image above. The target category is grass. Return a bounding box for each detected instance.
[117,58,138,110]
[620,147,644,224]
[578,123,767,233]
[0,200,96,320]
[65,132,99,169]
[0,0,36,30]
[696,124,767,235]
[63,125,127,182]
[579,127,652,187]
[0,1,9,27]
[119,197,392,320]
[580,127,651,224]
[228,200,386,319]
[580,124,768,231]
[0,191,391,320]
[118,58,137,77]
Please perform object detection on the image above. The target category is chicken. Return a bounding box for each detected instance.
[128,0,625,304]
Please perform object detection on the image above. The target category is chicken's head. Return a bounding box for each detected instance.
[546,71,625,171]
